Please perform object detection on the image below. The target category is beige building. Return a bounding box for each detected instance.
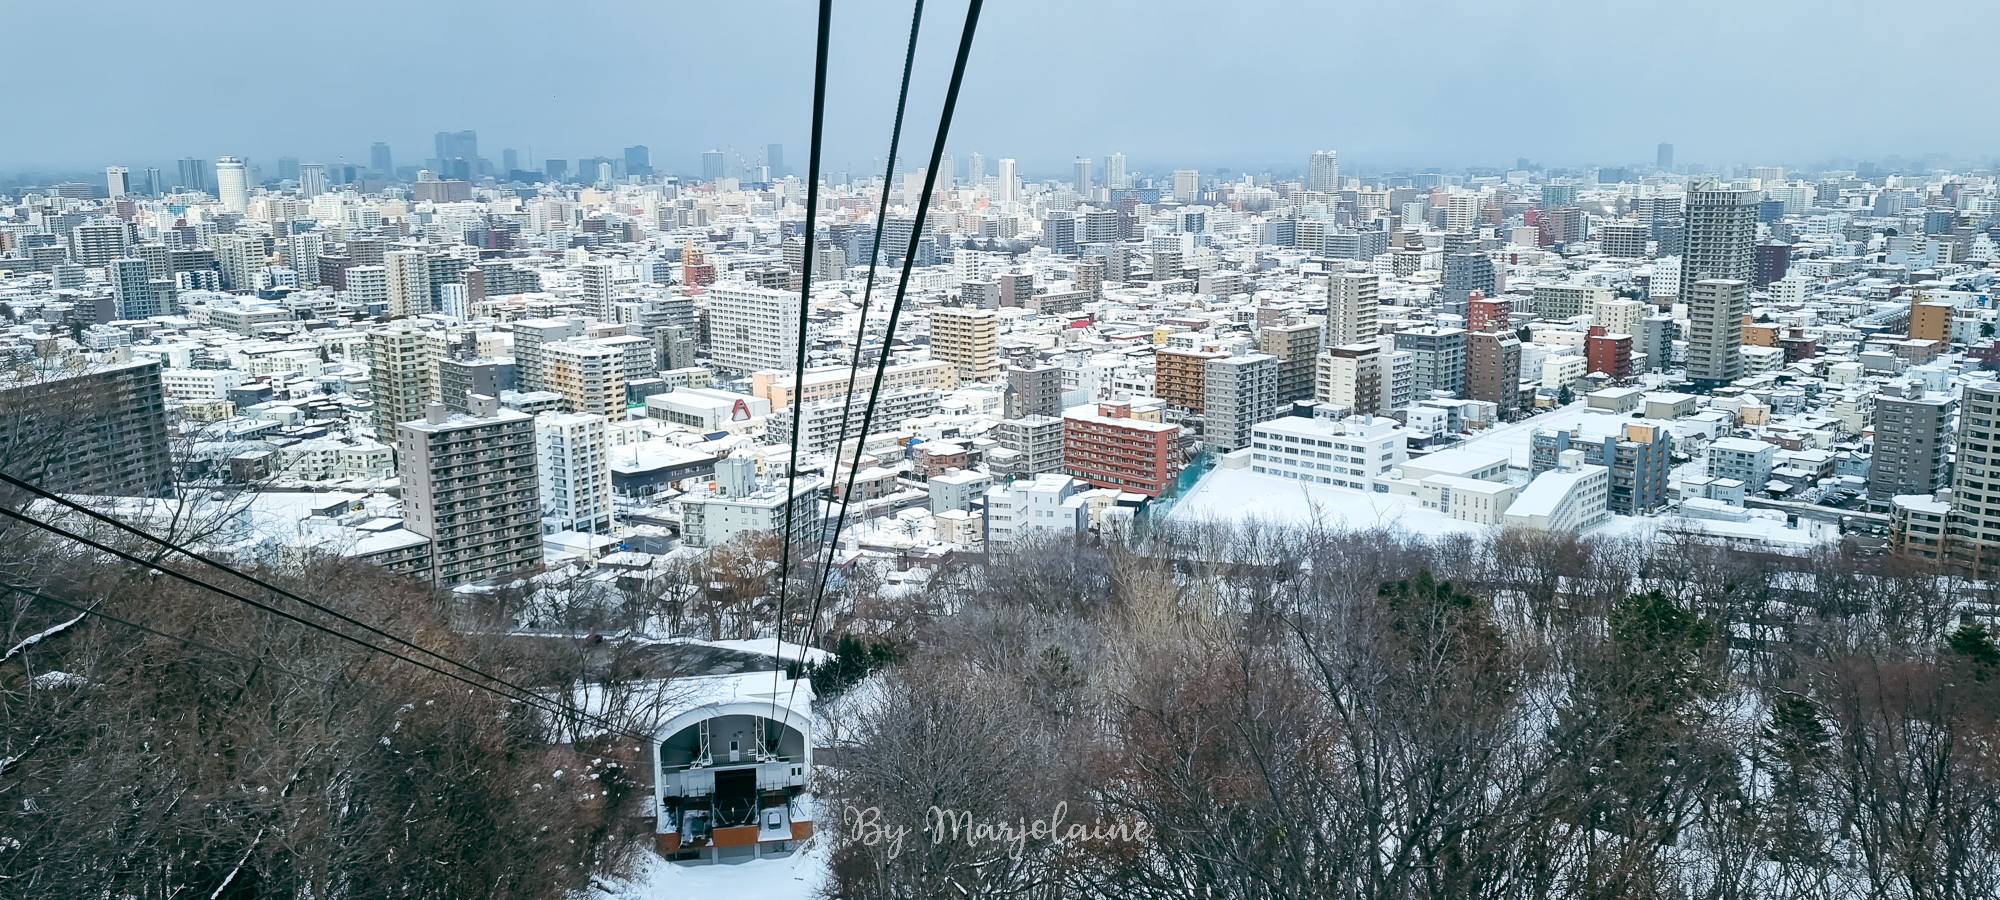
[397,396,542,585]
[928,307,1001,383]
[751,360,956,411]
[369,320,436,440]
[384,249,431,319]
[542,340,627,420]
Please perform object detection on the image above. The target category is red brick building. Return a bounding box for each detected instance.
[1062,400,1183,496]
[1467,292,1511,333]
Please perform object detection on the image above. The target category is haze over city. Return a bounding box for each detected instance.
[6,0,1997,178]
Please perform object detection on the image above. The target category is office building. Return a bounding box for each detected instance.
[536,412,614,535]
[1073,156,1090,194]
[767,143,785,178]
[929,307,1001,383]
[1249,412,1407,492]
[398,397,541,585]
[1173,168,1201,203]
[996,157,1018,202]
[1868,380,1953,504]
[178,157,212,193]
[1686,279,1748,388]
[1063,400,1183,496]
[1105,152,1126,190]
[1657,143,1674,170]
[371,142,393,175]
[624,145,651,177]
[299,163,326,198]
[105,166,129,198]
[702,150,726,182]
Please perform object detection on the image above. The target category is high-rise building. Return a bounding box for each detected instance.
[1678,186,1759,300]
[212,232,266,291]
[1933,381,2000,571]
[1656,142,1674,171]
[1325,272,1379,347]
[996,158,1019,203]
[1105,152,1126,190]
[1316,344,1383,416]
[1394,327,1467,398]
[370,321,437,439]
[767,143,786,178]
[1686,279,1748,387]
[215,156,249,213]
[1307,150,1339,193]
[177,157,212,194]
[71,221,131,267]
[1465,331,1522,414]
[707,283,802,375]
[398,396,542,586]
[1156,347,1227,414]
[105,166,129,198]
[276,157,301,182]
[371,142,394,175]
[702,150,726,182]
[968,152,985,184]
[540,340,627,420]
[1072,157,1091,194]
[144,167,162,196]
[929,307,1001,383]
[510,317,587,392]
[298,163,326,199]
[1867,380,1953,504]
[0,359,172,497]
[624,145,651,177]
[535,412,614,535]
[434,130,478,165]
[384,249,431,318]
[1204,354,1278,452]
[345,265,388,309]
[1259,322,1324,404]
[1173,169,1201,203]
[580,259,618,320]
[1003,357,1063,419]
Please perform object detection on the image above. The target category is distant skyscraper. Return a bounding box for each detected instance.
[1073,156,1091,194]
[1173,169,1201,203]
[1106,152,1126,190]
[276,157,300,182]
[215,157,249,213]
[435,130,478,164]
[767,143,785,178]
[968,152,985,184]
[938,153,954,186]
[1657,142,1674,171]
[996,158,1018,202]
[144,167,162,197]
[371,142,393,175]
[298,163,326,199]
[545,159,569,181]
[702,150,726,182]
[104,166,129,198]
[1678,185,1759,300]
[624,145,651,176]
[1308,150,1340,193]
[502,147,519,173]
[178,157,211,193]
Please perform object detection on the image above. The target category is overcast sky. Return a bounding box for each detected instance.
[7,0,1996,179]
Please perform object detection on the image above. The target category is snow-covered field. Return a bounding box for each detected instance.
[589,840,828,900]
[1169,465,1490,537]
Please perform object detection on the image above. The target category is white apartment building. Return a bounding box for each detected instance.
[679,456,820,548]
[708,282,801,375]
[1504,450,1610,532]
[537,412,614,535]
[162,367,246,399]
[984,473,1086,547]
[384,249,431,319]
[1708,436,1777,491]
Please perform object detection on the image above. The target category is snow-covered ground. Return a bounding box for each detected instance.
[1170,466,1489,537]
[589,840,828,900]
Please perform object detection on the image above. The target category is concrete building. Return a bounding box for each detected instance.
[397,396,542,585]
[678,456,820,549]
[1678,186,1759,300]
[708,283,802,375]
[984,473,1086,546]
[1325,272,1379,346]
[1504,450,1610,532]
[1394,327,1466,398]
[1155,347,1228,414]
[1708,437,1778,495]
[1686,279,1748,388]
[369,321,435,440]
[645,388,769,432]
[384,249,431,319]
[535,412,614,535]
[1532,417,1672,514]
[1249,412,1407,492]
[1259,322,1324,404]
[1942,380,2000,571]
[1204,353,1278,453]
[1063,400,1183,496]
[1316,344,1383,416]
[929,307,1001,383]
[0,359,172,497]
[992,415,1066,479]
[1003,357,1063,419]
[541,340,627,420]
[751,360,955,412]
[1867,380,1953,504]
[1465,330,1522,414]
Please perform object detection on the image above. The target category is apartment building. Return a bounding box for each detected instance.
[536,412,614,535]
[397,396,542,585]
[1062,400,1183,496]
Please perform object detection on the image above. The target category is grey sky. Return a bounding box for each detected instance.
[7,0,1996,178]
